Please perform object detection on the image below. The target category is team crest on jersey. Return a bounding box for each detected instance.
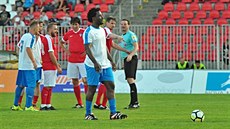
[132,35,137,40]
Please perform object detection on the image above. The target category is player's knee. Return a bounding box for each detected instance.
[127,78,135,84]
[72,79,79,86]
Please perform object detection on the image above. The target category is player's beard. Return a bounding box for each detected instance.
[51,32,56,37]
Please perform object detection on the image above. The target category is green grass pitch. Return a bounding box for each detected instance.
[0,93,229,129]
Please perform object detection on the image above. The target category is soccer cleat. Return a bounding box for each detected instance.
[73,104,84,108]
[110,111,128,120]
[47,106,56,110]
[93,103,100,109]
[124,103,140,109]
[85,113,98,120]
[99,105,108,110]
[25,106,39,111]
[40,106,48,111]
[11,105,23,111]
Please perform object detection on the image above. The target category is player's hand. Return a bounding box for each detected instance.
[66,50,71,56]
[117,36,124,43]
[33,62,37,69]
[81,51,86,57]
[125,50,131,54]
[57,66,62,74]
[94,62,101,73]
[126,55,133,62]
[111,62,116,71]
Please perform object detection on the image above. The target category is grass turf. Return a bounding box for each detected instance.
[0,93,229,129]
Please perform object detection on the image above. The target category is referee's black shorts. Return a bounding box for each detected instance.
[124,55,138,80]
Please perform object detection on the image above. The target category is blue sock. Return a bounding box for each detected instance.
[25,87,34,108]
[86,100,92,116]
[109,98,116,114]
[13,86,23,106]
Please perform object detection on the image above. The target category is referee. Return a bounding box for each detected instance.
[120,19,140,109]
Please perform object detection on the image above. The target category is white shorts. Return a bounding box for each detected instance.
[67,62,87,79]
[43,70,57,87]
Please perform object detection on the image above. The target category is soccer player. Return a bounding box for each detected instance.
[120,19,140,109]
[60,17,88,108]
[94,16,130,110]
[40,23,62,110]
[11,21,40,111]
[17,21,45,108]
[83,8,127,120]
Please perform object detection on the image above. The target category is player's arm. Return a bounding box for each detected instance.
[26,47,37,69]
[85,44,101,72]
[60,35,70,55]
[126,42,139,62]
[112,41,130,54]
[106,48,116,71]
[108,33,123,42]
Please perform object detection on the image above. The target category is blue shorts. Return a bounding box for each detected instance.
[36,67,42,82]
[85,65,114,86]
[16,70,36,88]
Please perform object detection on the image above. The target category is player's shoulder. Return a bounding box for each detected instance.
[127,30,136,36]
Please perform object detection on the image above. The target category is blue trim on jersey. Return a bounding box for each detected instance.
[16,70,36,87]
[85,65,114,86]
[84,27,91,44]
[30,33,35,48]
[36,67,42,82]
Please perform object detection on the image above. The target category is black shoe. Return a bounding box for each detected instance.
[93,103,100,109]
[110,111,128,120]
[99,105,108,110]
[124,103,140,109]
[48,106,56,110]
[72,104,84,108]
[85,113,98,120]
[32,104,37,107]
[40,106,48,111]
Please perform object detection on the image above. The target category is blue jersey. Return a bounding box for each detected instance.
[119,30,138,59]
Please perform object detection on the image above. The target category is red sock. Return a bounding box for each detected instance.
[102,88,108,107]
[18,96,23,105]
[95,84,104,105]
[84,85,88,94]
[41,87,49,104]
[33,96,39,105]
[74,86,82,105]
[46,88,52,105]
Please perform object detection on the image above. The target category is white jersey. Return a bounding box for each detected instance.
[34,35,42,68]
[83,26,111,68]
[17,33,36,70]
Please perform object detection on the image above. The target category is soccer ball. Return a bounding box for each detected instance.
[190,109,205,122]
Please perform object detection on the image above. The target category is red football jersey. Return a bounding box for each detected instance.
[41,34,57,70]
[62,28,86,63]
[104,27,113,53]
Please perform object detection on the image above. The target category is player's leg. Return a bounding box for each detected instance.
[24,70,38,111]
[78,63,88,94]
[94,83,104,109]
[33,67,42,107]
[67,62,83,108]
[84,65,99,120]
[124,55,139,109]
[100,86,108,109]
[102,67,127,119]
[45,70,57,110]
[18,88,24,107]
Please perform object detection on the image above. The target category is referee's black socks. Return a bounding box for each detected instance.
[129,83,138,105]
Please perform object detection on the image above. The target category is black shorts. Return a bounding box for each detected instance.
[124,55,138,80]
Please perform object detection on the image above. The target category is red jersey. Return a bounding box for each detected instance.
[62,28,86,63]
[104,27,113,53]
[41,34,57,70]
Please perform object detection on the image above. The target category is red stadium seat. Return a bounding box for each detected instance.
[69,11,75,18]
[46,11,53,19]
[220,0,230,2]
[86,4,96,11]
[141,34,151,44]
[75,4,85,12]
[204,18,214,24]
[105,0,115,5]
[210,0,218,2]
[209,10,219,19]
[92,0,102,5]
[81,11,88,20]
[100,4,109,12]
[33,11,40,19]
[187,26,196,35]
[166,18,176,25]
[189,3,200,11]
[207,52,216,61]
[196,10,206,19]
[215,2,225,11]
[152,18,163,25]
[182,0,192,3]
[194,52,205,60]
[217,18,228,25]
[222,10,230,19]
[142,50,152,61]
[178,18,188,25]
[171,10,181,19]
[164,2,174,12]
[147,27,158,35]
[202,2,212,11]
[184,10,194,19]
[21,11,29,18]
[177,2,187,11]
[56,11,66,19]
[155,51,166,61]
[158,10,168,19]
[167,51,178,61]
